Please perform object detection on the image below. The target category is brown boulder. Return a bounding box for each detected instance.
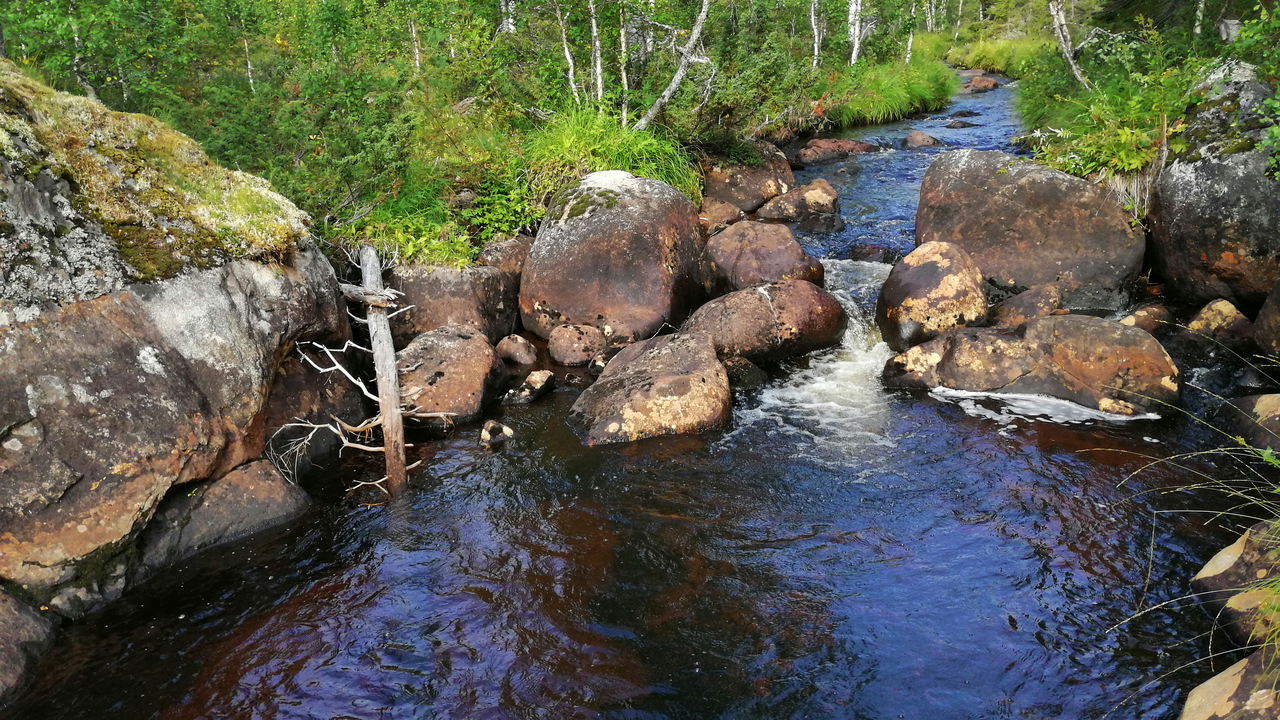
[504,369,556,405]
[796,138,877,165]
[682,279,848,364]
[904,131,945,148]
[549,324,607,366]
[567,333,731,445]
[916,150,1144,306]
[398,325,508,426]
[1183,298,1256,354]
[875,241,988,352]
[705,221,824,295]
[520,171,705,344]
[702,142,795,213]
[756,179,840,221]
[990,284,1063,327]
[388,263,518,346]
[476,235,534,278]
[968,76,999,91]
[883,314,1180,415]
[1119,304,1174,336]
[496,334,539,365]
[1190,521,1280,647]
[699,197,744,235]
[1251,277,1280,357]
[1219,395,1280,451]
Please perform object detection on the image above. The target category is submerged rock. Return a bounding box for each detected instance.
[504,369,556,405]
[875,241,988,352]
[756,179,840,222]
[796,138,877,165]
[916,149,1143,307]
[1180,647,1280,720]
[1190,520,1280,647]
[520,171,705,343]
[883,314,1180,415]
[682,279,848,364]
[549,324,607,367]
[0,592,54,702]
[568,333,731,445]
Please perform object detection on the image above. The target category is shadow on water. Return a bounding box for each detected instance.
[2,82,1253,720]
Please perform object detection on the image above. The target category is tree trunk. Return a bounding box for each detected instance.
[554,0,581,104]
[588,0,604,102]
[954,0,964,38]
[243,37,256,93]
[67,1,99,101]
[847,0,865,65]
[620,6,630,124]
[1049,0,1091,89]
[1193,0,1206,34]
[906,1,917,62]
[409,21,422,72]
[633,0,711,132]
[0,24,7,59]
[498,0,516,33]
[810,0,823,68]
[359,246,407,496]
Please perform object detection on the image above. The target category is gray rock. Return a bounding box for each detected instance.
[496,334,539,365]
[0,591,54,703]
[549,324,607,366]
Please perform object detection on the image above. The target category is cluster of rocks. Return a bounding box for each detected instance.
[392,166,849,447]
[0,62,365,701]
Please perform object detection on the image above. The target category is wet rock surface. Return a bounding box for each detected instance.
[1190,521,1280,646]
[496,334,539,366]
[389,264,519,347]
[567,333,731,445]
[756,179,841,222]
[883,314,1180,415]
[701,142,795,213]
[0,592,54,702]
[549,324,607,367]
[875,241,988,352]
[520,171,705,343]
[796,138,878,165]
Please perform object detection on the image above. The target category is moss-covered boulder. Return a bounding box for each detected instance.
[0,58,308,304]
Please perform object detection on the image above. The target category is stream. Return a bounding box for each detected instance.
[2,80,1253,720]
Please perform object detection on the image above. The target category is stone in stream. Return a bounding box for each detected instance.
[0,591,54,701]
[548,323,607,367]
[568,333,732,445]
[397,325,508,426]
[699,197,745,235]
[388,263,519,347]
[1218,395,1280,452]
[704,221,824,296]
[520,171,705,344]
[797,213,846,233]
[1149,70,1280,312]
[883,314,1181,416]
[916,149,1144,309]
[944,120,980,129]
[503,369,556,405]
[701,141,795,213]
[1189,520,1280,647]
[876,241,988,352]
[1119,304,1174,336]
[723,356,770,389]
[682,279,848,364]
[951,109,981,118]
[756,179,840,222]
[965,76,999,92]
[1180,647,1280,720]
[1182,298,1257,355]
[904,131,945,148]
[796,138,877,165]
[1254,277,1280,358]
[136,460,310,585]
[496,334,539,366]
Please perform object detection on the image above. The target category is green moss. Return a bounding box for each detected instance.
[1223,138,1258,154]
[107,222,232,282]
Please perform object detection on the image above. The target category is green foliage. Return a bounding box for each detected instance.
[945,36,1055,77]
[824,60,959,126]
[522,108,703,203]
[1232,5,1280,177]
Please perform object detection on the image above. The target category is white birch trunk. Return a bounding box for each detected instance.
[588,0,604,102]
[633,0,711,132]
[498,0,516,33]
[243,37,256,93]
[409,21,422,72]
[954,0,964,38]
[847,0,865,65]
[1049,0,1091,89]
[553,0,581,104]
[1193,0,1206,35]
[906,1,917,62]
[620,6,630,124]
[811,0,823,68]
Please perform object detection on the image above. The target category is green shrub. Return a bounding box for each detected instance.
[824,60,958,126]
[946,36,1055,77]
[522,108,703,203]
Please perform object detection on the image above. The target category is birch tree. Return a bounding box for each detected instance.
[587,0,604,102]
[810,0,824,68]
[847,0,876,65]
[633,0,711,131]
[498,0,516,33]
[553,0,581,104]
[1049,0,1091,89]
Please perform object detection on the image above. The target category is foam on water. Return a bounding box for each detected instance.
[929,387,1162,424]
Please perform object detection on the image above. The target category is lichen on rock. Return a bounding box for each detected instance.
[0,58,309,304]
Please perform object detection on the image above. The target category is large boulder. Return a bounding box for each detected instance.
[883,314,1180,415]
[476,235,533,278]
[1149,71,1280,312]
[520,171,705,344]
[756,179,840,222]
[682,279,848,364]
[1219,395,1280,451]
[397,325,508,426]
[704,221,824,295]
[388,263,518,347]
[549,324,607,367]
[989,284,1063,328]
[136,460,309,581]
[796,138,877,165]
[1179,648,1280,720]
[875,241,988,352]
[567,333,731,445]
[916,150,1144,306]
[701,142,795,213]
[0,592,53,702]
[1255,278,1280,359]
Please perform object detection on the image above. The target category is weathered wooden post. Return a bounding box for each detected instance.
[358,245,407,495]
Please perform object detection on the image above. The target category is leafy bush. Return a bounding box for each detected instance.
[946,36,1055,77]
[824,60,958,126]
[1232,4,1280,177]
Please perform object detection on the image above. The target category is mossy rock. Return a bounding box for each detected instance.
[0,59,308,286]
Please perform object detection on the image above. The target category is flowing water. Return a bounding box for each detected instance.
[4,82,1253,720]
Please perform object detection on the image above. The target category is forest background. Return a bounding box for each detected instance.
[0,0,1276,263]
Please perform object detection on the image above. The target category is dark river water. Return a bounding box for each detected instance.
[3,80,1255,720]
